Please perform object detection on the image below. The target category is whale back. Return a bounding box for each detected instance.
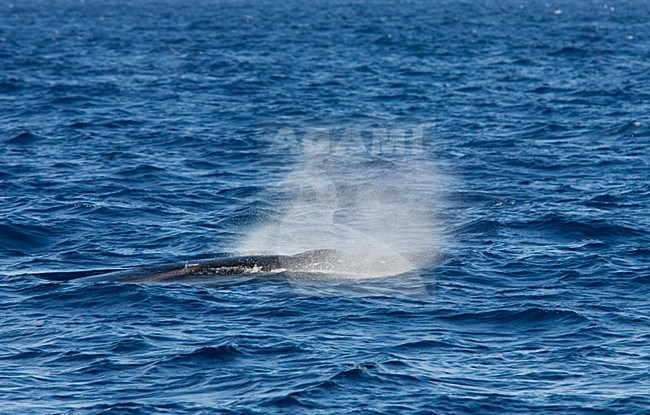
[28,248,416,284]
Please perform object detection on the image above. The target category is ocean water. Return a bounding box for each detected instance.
[2,0,650,413]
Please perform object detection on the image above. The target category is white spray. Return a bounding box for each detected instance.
[237,126,445,279]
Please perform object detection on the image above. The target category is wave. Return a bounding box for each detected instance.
[0,222,55,255]
[439,307,588,327]
[165,344,245,364]
[510,213,647,239]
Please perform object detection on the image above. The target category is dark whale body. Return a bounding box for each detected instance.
[32,249,346,284]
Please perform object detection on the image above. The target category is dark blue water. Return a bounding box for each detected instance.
[2,0,650,413]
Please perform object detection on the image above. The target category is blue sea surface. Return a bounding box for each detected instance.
[2,0,650,413]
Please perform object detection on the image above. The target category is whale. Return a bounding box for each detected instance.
[30,249,416,284]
